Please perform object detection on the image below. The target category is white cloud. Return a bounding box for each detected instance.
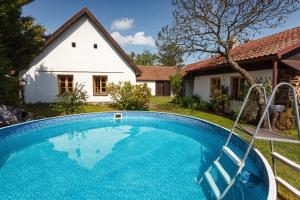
[111,18,134,30]
[111,32,155,47]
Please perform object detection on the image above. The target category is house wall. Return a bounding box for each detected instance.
[136,81,156,96]
[192,69,273,110]
[21,16,136,103]
[185,79,194,96]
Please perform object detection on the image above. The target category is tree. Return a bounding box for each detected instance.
[158,0,300,120]
[0,0,46,105]
[156,40,184,67]
[128,50,158,66]
[170,72,183,97]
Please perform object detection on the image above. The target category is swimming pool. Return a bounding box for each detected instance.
[0,112,275,200]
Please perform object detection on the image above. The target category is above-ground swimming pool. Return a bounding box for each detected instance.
[0,112,275,200]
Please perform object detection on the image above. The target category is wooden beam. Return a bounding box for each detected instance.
[273,60,278,87]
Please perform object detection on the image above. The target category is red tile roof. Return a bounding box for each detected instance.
[183,26,300,73]
[137,66,177,81]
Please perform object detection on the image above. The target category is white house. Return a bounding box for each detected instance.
[181,26,300,110]
[21,8,141,103]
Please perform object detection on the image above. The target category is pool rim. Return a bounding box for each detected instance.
[0,111,277,200]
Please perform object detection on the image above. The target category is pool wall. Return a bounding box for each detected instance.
[0,111,276,200]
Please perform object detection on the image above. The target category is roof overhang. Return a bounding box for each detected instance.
[280,59,300,71]
[183,55,276,76]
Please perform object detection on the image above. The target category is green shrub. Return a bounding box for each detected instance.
[239,76,273,123]
[180,96,200,109]
[171,96,182,104]
[229,110,239,120]
[50,83,88,114]
[0,77,22,106]
[211,87,230,114]
[199,101,212,112]
[108,82,151,110]
[170,72,183,97]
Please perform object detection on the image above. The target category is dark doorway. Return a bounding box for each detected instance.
[156,81,170,96]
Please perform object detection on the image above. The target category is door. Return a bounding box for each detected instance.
[156,81,170,96]
[163,81,170,96]
[156,81,164,96]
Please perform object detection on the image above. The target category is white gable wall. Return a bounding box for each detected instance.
[21,16,136,103]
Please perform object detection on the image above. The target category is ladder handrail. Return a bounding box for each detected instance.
[241,82,300,167]
[200,82,300,200]
[224,84,271,147]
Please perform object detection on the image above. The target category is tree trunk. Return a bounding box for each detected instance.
[226,56,267,126]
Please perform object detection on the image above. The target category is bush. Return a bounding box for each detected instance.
[211,86,230,114]
[199,101,212,112]
[170,72,183,97]
[240,76,273,123]
[229,110,239,120]
[180,96,200,109]
[51,83,88,114]
[108,82,151,110]
[0,77,22,106]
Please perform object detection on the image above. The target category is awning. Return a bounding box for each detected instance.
[281,59,300,71]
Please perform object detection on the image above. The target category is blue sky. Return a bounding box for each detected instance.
[23,0,300,64]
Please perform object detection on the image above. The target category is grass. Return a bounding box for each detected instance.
[25,97,299,199]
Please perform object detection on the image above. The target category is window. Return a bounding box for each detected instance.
[231,77,245,100]
[93,76,108,96]
[71,42,76,48]
[58,75,73,94]
[210,77,221,96]
[93,44,98,49]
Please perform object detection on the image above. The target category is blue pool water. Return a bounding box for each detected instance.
[0,112,270,200]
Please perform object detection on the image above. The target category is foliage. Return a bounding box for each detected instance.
[229,110,239,121]
[198,101,212,112]
[156,41,184,67]
[172,95,213,112]
[158,0,300,119]
[211,86,230,114]
[0,77,22,106]
[257,76,273,96]
[127,50,159,66]
[159,0,299,59]
[0,0,46,77]
[108,82,151,110]
[179,96,200,109]
[170,72,183,97]
[239,76,273,122]
[0,0,46,106]
[51,83,88,114]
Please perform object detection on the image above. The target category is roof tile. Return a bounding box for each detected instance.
[137,66,177,81]
[183,26,300,73]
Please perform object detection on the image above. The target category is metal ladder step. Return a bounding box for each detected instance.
[271,152,300,172]
[204,171,221,199]
[214,161,231,184]
[222,146,242,166]
[275,176,300,198]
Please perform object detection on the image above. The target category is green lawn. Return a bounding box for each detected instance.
[25,97,299,199]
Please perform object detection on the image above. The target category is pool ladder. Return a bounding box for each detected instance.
[197,83,300,199]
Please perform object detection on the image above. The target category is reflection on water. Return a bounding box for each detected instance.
[49,125,132,169]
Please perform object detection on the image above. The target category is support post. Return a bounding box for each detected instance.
[273,60,278,88]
